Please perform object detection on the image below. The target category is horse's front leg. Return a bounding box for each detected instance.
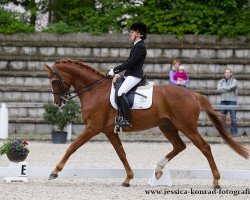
[105,132,134,187]
[49,126,98,180]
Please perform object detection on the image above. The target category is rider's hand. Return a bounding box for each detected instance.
[107,69,115,76]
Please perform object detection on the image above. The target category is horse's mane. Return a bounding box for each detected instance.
[55,59,107,78]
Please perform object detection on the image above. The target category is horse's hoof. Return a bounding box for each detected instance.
[122,182,130,187]
[213,180,221,189]
[155,171,163,180]
[213,184,221,189]
[48,173,58,180]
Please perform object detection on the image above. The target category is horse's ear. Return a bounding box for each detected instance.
[44,64,54,76]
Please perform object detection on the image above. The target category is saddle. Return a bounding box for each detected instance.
[110,75,154,110]
[114,75,147,108]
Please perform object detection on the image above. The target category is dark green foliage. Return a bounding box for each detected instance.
[43,21,81,33]
[0,8,35,33]
[1,0,250,37]
[43,100,81,131]
[44,0,129,33]
[127,0,250,38]
[1,0,38,26]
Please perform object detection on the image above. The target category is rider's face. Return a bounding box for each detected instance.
[130,30,141,42]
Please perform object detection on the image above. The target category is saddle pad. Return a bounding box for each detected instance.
[110,81,154,110]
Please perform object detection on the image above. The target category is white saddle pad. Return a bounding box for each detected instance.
[110,81,154,110]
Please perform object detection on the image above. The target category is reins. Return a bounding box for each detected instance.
[65,77,106,101]
[74,77,106,97]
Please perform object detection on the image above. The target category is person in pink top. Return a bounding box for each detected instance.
[173,65,189,87]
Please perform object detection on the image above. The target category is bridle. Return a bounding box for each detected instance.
[49,65,106,105]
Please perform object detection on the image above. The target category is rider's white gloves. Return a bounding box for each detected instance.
[108,69,115,76]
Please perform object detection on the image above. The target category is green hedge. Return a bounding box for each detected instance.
[0,8,35,33]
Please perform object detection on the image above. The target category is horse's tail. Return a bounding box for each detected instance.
[195,92,249,159]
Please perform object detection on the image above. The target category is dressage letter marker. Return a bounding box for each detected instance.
[21,164,27,175]
[4,162,28,183]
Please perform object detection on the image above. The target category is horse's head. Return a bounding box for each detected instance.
[45,64,71,108]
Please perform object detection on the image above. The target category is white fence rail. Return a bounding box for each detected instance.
[0,166,250,180]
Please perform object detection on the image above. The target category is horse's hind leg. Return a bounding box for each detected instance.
[105,132,134,187]
[155,120,186,179]
[181,128,221,189]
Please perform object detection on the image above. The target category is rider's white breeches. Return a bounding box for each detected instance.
[118,76,142,97]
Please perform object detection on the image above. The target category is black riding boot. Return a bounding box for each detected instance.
[117,93,132,128]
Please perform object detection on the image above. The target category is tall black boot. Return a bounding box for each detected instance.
[117,93,132,128]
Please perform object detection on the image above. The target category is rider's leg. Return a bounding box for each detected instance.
[118,94,131,128]
[117,76,141,128]
[117,76,142,96]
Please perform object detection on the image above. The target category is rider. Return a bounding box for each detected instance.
[107,22,148,128]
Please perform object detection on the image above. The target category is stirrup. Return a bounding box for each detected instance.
[114,115,122,133]
[115,115,123,124]
[114,124,122,133]
[115,115,132,129]
[117,119,132,128]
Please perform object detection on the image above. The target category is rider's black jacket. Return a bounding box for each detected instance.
[113,40,147,79]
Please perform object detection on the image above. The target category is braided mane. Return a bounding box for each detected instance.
[55,59,107,78]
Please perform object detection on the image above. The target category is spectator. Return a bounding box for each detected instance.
[169,59,181,85]
[217,68,238,136]
[173,65,189,87]
[169,60,189,87]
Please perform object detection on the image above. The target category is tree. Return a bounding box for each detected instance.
[0,0,249,37]
[45,0,131,33]
[127,0,250,38]
[0,7,35,33]
[1,0,39,26]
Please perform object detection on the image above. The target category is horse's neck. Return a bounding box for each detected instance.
[63,65,105,93]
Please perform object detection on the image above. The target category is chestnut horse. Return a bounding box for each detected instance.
[45,60,249,188]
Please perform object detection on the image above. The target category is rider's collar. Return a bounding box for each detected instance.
[134,39,142,45]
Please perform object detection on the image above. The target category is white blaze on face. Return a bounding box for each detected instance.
[51,86,54,101]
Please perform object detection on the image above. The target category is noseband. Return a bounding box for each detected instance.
[49,65,106,103]
[49,65,72,104]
